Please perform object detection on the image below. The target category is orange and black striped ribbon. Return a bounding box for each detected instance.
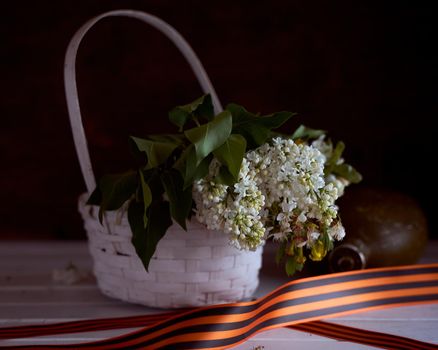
[1,313,437,349]
[294,320,438,350]
[1,263,437,349]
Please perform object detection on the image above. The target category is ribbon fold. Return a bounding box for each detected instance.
[1,264,437,349]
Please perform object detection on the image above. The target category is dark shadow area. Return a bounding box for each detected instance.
[1,1,436,239]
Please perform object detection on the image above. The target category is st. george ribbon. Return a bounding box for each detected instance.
[1,263,438,349]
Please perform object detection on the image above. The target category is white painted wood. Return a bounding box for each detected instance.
[63,9,222,192]
[0,241,437,348]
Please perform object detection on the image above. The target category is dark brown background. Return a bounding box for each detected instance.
[1,1,436,239]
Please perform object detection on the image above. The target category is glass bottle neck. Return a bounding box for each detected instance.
[329,239,369,272]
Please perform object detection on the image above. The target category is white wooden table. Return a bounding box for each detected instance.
[1,241,437,349]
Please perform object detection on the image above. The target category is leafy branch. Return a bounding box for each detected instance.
[87,94,312,271]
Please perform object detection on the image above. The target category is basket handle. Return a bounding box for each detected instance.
[64,9,223,193]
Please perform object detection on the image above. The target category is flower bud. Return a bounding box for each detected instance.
[310,240,327,261]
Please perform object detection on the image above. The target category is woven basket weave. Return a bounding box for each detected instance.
[79,194,262,308]
[65,10,263,308]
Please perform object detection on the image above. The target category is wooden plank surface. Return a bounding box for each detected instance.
[0,241,437,349]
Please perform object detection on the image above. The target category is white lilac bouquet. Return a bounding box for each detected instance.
[88,95,361,276]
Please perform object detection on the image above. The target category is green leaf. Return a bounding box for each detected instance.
[214,166,235,186]
[275,242,287,265]
[291,125,326,140]
[128,200,172,272]
[92,171,137,223]
[194,95,214,121]
[173,144,197,188]
[324,141,345,175]
[239,123,271,148]
[169,94,214,129]
[128,137,147,163]
[139,171,152,228]
[226,103,295,148]
[333,163,363,183]
[192,154,212,182]
[228,103,294,129]
[285,256,297,276]
[146,134,185,145]
[141,169,166,200]
[130,137,178,168]
[258,111,295,128]
[161,169,192,230]
[322,230,334,252]
[183,145,199,185]
[184,111,232,166]
[173,145,212,189]
[213,134,246,181]
[173,144,193,176]
[332,141,345,162]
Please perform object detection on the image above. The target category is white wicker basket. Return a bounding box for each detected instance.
[79,194,262,308]
[65,10,263,308]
